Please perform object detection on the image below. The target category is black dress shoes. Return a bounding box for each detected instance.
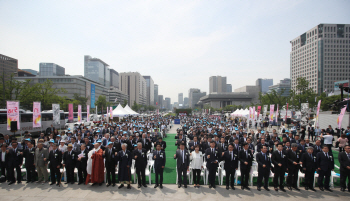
[241,186,244,190]
[280,188,286,192]
[118,184,124,189]
[231,186,235,190]
[264,187,270,191]
[160,184,163,189]
[257,187,261,191]
[226,186,230,190]
[324,188,333,192]
[50,183,55,185]
[184,184,187,188]
[309,188,316,192]
[293,187,300,191]
[137,184,141,188]
[319,187,324,191]
[245,186,250,190]
[154,184,158,188]
[143,184,147,188]
[106,184,111,187]
[178,184,181,188]
[127,184,131,189]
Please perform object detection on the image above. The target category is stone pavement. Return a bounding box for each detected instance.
[0,182,349,201]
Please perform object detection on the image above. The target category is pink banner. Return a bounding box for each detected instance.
[110,107,113,119]
[316,100,321,127]
[269,104,274,122]
[257,106,261,119]
[78,105,82,123]
[337,106,347,129]
[68,103,73,122]
[7,101,20,130]
[33,102,41,128]
[275,104,279,122]
[249,107,252,120]
[87,105,90,122]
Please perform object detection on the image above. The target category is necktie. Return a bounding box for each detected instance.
[326,153,328,158]
[347,154,350,160]
[246,151,248,158]
[212,148,214,154]
[263,153,266,160]
[230,151,233,160]
[309,154,312,159]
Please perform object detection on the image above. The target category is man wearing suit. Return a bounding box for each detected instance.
[155,137,166,151]
[175,134,186,149]
[222,144,238,190]
[138,134,151,152]
[23,141,36,183]
[63,144,77,184]
[103,142,117,187]
[76,144,88,185]
[316,145,334,192]
[205,141,219,188]
[174,143,190,188]
[133,142,148,188]
[48,143,62,186]
[338,145,350,192]
[286,143,301,191]
[239,142,253,190]
[217,137,228,154]
[301,146,317,191]
[271,143,287,192]
[84,137,93,151]
[0,143,9,182]
[70,137,81,153]
[188,136,200,152]
[201,137,209,153]
[7,142,23,185]
[257,138,269,153]
[313,140,322,155]
[153,144,166,189]
[239,133,248,145]
[256,145,271,191]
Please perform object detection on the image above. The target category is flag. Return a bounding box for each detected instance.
[275,104,279,122]
[7,101,20,130]
[337,106,347,129]
[269,105,274,122]
[110,107,113,119]
[78,105,82,123]
[33,102,41,128]
[87,105,90,122]
[257,106,261,119]
[316,100,321,127]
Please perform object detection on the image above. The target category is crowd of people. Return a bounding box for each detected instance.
[0,113,349,194]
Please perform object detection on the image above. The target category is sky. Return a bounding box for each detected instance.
[1,0,349,103]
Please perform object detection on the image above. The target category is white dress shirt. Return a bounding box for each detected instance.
[190,151,203,169]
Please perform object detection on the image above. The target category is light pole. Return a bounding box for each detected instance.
[2,68,5,108]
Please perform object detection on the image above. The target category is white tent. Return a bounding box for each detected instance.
[111,104,130,117]
[123,105,139,116]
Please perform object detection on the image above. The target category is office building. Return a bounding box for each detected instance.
[108,87,129,105]
[165,97,171,110]
[154,84,158,105]
[209,76,227,94]
[268,78,291,97]
[158,95,164,109]
[189,88,206,108]
[0,54,18,82]
[143,76,154,106]
[178,93,183,104]
[184,97,189,107]
[110,69,119,89]
[199,92,259,109]
[119,72,147,107]
[22,69,38,75]
[226,84,232,92]
[290,23,350,94]
[256,78,273,93]
[84,55,110,88]
[39,63,65,76]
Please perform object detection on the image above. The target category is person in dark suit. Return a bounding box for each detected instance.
[338,145,350,192]
[48,143,62,186]
[271,143,287,192]
[103,142,117,187]
[239,133,248,145]
[76,144,88,185]
[222,144,238,190]
[256,145,271,191]
[117,143,132,189]
[23,141,36,183]
[63,144,77,184]
[153,144,166,189]
[84,137,93,151]
[188,136,200,152]
[257,138,269,153]
[205,141,219,188]
[286,143,301,191]
[313,140,322,155]
[138,134,151,152]
[217,137,228,154]
[301,146,317,191]
[8,142,23,185]
[155,137,166,151]
[201,137,210,153]
[133,142,148,188]
[239,142,253,190]
[316,145,334,192]
[174,143,190,188]
[0,143,9,182]
[175,134,186,149]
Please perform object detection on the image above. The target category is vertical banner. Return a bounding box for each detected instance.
[269,104,274,122]
[157,109,159,115]
[90,84,95,108]
[300,103,309,126]
[78,105,82,123]
[285,103,289,121]
[249,107,252,120]
[52,104,60,125]
[316,100,321,127]
[106,106,109,116]
[263,105,268,117]
[252,106,256,120]
[257,106,261,120]
[7,101,20,130]
[33,102,41,128]
[68,103,73,123]
[110,107,113,119]
[275,104,279,122]
[87,105,90,122]
[337,106,347,129]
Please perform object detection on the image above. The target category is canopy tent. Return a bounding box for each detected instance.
[123,105,139,116]
[110,104,130,117]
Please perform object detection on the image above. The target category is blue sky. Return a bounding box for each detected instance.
[1,0,349,103]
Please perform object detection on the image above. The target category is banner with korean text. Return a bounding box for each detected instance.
[7,101,20,130]
[68,103,73,122]
[337,106,347,129]
[110,107,113,119]
[78,105,82,123]
[269,104,274,122]
[52,104,60,125]
[316,100,321,127]
[87,105,90,122]
[33,102,41,128]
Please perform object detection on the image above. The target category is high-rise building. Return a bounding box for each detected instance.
[189,88,206,108]
[290,24,350,94]
[158,95,164,109]
[84,55,110,88]
[119,72,147,107]
[209,76,227,94]
[256,78,273,93]
[178,93,183,104]
[154,84,158,105]
[268,78,291,97]
[165,97,171,110]
[39,63,65,76]
[226,84,232,92]
[110,69,119,89]
[184,97,189,107]
[0,54,18,82]
[143,76,154,106]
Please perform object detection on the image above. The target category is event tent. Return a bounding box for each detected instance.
[123,105,139,116]
[111,104,130,117]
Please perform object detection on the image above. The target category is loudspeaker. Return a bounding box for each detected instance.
[286,118,291,124]
[10,121,17,132]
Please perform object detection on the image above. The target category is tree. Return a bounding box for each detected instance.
[288,77,317,111]
[35,80,67,110]
[131,101,141,112]
[258,89,288,111]
[95,95,108,113]
[121,99,128,107]
[73,93,88,111]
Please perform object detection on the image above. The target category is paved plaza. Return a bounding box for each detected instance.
[0,182,349,201]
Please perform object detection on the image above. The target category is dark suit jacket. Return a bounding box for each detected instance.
[8,148,23,167]
[63,151,77,167]
[138,138,151,151]
[23,147,35,168]
[103,147,117,166]
[271,150,287,170]
[155,141,167,150]
[76,149,89,169]
[316,152,334,171]
[286,149,300,171]
[239,149,253,169]
[188,141,200,152]
[223,150,238,170]
[298,144,307,154]
[256,152,271,172]
[338,152,350,172]
[205,147,219,168]
[48,149,62,169]
[153,150,166,168]
[174,149,190,168]
[0,150,10,168]
[133,148,148,169]
[313,145,322,155]
[300,152,317,172]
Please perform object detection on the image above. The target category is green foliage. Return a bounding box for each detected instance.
[121,100,128,107]
[95,95,108,113]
